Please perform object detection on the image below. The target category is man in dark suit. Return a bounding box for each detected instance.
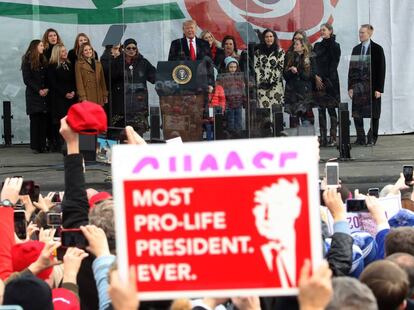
[348,24,386,146]
[168,20,214,89]
[168,20,212,61]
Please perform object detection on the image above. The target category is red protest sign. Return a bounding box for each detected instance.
[113,138,321,299]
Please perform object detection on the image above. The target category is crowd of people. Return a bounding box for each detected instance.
[21,20,385,150]
[1,116,414,309]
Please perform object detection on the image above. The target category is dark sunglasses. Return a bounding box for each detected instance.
[126,46,137,50]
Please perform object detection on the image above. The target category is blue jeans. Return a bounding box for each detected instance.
[226,107,242,132]
[204,123,214,141]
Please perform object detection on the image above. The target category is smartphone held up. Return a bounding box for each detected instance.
[325,162,339,189]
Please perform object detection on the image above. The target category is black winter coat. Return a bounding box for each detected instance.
[110,53,156,116]
[313,36,341,108]
[47,63,77,123]
[22,59,48,115]
[283,52,315,115]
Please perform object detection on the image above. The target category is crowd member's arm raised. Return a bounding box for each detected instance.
[62,247,89,298]
[108,266,139,310]
[81,224,116,310]
[323,188,353,276]
[298,260,333,310]
[60,116,89,228]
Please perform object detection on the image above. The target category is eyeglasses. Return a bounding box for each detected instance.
[126,46,137,50]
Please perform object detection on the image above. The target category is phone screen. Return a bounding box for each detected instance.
[33,185,40,202]
[14,210,27,239]
[47,213,62,226]
[61,229,88,248]
[346,199,368,213]
[326,164,339,187]
[403,165,413,184]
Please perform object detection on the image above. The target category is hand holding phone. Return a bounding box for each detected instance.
[1,177,24,205]
[365,195,388,225]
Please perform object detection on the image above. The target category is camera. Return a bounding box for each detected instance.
[346,199,368,213]
[47,212,62,226]
[368,188,380,198]
[60,229,88,249]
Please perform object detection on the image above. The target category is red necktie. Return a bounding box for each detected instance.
[189,39,196,61]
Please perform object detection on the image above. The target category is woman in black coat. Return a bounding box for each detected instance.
[313,23,341,147]
[284,38,315,128]
[47,44,77,151]
[21,39,49,153]
[110,38,156,135]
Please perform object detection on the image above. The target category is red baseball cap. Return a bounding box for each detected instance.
[88,191,112,209]
[52,288,80,310]
[67,101,107,135]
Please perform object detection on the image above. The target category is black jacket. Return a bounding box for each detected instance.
[348,40,386,118]
[326,232,354,276]
[283,52,315,115]
[22,59,48,115]
[313,36,341,107]
[47,63,77,122]
[110,53,156,116]
[168,37,212,61]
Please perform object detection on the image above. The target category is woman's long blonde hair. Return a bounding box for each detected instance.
[49,44,70,67]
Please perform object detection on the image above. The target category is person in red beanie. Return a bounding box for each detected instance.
[11,240,55,280]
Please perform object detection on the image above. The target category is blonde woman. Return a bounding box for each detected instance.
[75,43,108,106]
[200,30,224,67]
[47,44,76,151]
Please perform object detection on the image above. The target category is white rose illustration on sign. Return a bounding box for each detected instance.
[253,179,301,288]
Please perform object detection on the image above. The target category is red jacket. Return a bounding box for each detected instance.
[208,84,226,113]
[0,208,15,280]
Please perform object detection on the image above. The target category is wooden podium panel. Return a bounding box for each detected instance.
[160,94,205,141]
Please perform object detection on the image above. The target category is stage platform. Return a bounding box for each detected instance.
[0,134,413,194]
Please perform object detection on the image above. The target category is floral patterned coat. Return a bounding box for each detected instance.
[254,48,285,108]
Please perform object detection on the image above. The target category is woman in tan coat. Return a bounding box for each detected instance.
[75,43,108,106]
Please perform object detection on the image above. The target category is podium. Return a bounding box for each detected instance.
[155,61,209,141]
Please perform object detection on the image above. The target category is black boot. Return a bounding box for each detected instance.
[319,131,328,147]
